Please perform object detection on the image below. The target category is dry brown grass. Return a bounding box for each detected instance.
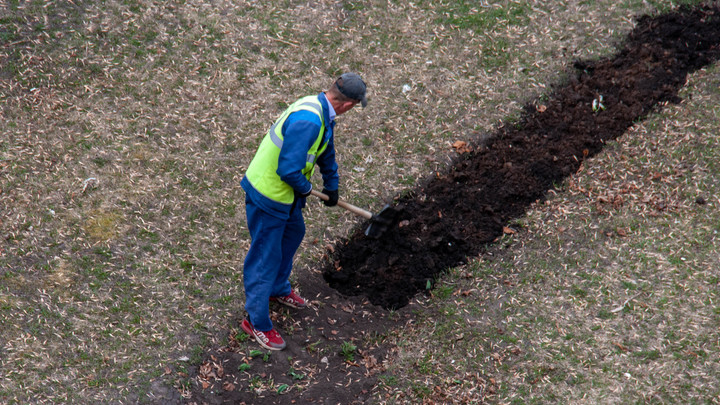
[1,0,716,403]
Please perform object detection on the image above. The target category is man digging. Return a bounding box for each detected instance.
[240,73,368,350]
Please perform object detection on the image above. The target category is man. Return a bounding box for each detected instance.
[240,73,368,350]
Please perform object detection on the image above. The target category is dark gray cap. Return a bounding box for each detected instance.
[336,72,367,107]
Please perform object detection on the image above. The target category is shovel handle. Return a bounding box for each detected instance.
[310,190,373,220]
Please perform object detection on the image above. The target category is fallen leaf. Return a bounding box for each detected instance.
[199,362,212,379]
[361,352,380,375]
[452,140,473,154]
[612,341,629,352]
[214,362,224,378]
[223,382,235,391]
[502,226,516,234]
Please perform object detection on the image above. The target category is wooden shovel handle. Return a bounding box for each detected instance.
[310,190,373,220]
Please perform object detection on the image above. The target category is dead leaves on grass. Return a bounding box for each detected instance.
[452,140,473,154]
[195,356,238,392]
[389,372,494,404]
[359,349,384,377]
[198,356,224,390]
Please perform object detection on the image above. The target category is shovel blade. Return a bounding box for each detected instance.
[363,205,398,238]
[364,222,387,239]
[374,205,397,225]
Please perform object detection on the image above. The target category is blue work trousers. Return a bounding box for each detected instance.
[243,195,305,331]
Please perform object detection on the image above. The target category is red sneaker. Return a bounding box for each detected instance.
[270,290,307,309]
[241,319,286,351]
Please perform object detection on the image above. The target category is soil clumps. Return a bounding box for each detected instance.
[323,4,720,310]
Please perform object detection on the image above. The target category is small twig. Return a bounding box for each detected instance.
[610,292,642,313]
[269,35,299,47]
[2,39,28,48]
[82,177,98,193]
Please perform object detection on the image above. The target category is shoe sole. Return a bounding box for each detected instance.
[241,321,286,351]
[270,297,307,309]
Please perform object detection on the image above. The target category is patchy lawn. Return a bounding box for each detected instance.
[1,0,718,404]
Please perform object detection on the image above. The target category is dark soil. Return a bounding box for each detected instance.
[185,5,720,404]
[325,4,720,310]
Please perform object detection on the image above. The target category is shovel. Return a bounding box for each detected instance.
[310,190,397,238]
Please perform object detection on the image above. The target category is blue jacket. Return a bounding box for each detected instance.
[241,92,339,219]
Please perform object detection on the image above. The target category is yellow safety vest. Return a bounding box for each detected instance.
[245,95,329,204]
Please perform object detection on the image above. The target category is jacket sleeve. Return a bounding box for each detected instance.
[277,111,321,195]
[315,135,339,191]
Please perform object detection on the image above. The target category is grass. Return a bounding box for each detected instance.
[1,0,716,403]
[340,341,358,362]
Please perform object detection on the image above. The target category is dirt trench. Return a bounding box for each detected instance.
[323,4,720,310]
[187,5,720,405]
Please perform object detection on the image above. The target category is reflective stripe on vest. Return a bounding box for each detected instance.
[268,101,323,165]
[244,96,329,204]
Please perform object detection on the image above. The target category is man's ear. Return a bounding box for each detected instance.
[335,100,355,115]
[346,100,361,111]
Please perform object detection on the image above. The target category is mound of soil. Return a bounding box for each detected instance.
[323,4,720,310]
[188,5,720,404]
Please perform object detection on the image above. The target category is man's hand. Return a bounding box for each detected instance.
[296,187,312,199]
[322,188,339,207]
